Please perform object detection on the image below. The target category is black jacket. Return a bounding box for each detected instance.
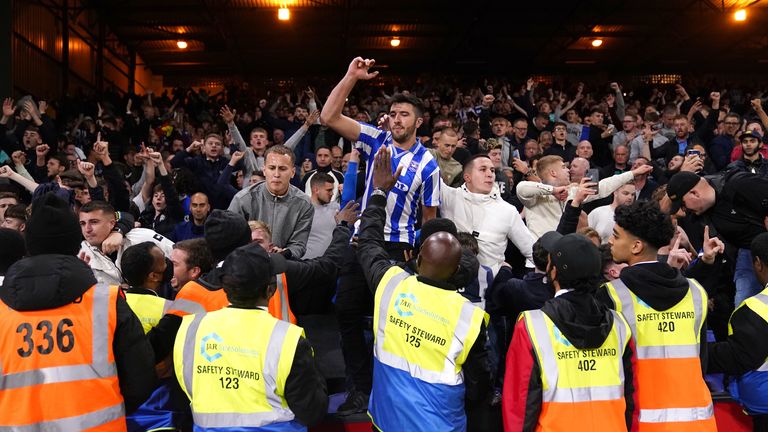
[596,262,709,372]
[283,223,351,315]
[147,224,351,361]
[0,255,156,414]
[708,298,768,375]
[358,193,491,403]
[704,171,768,248]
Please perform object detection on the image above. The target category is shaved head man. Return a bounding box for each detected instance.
[417,232,461,281]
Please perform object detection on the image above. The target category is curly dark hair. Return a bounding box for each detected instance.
[614,200,675,249]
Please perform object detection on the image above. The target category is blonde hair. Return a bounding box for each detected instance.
[248,220,272,239]
[482,138,502,153]
[536,155,564,178]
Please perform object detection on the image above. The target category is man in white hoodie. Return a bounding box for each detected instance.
[78,200,174,285]
[439,154,534,276]
[516,155,652,239]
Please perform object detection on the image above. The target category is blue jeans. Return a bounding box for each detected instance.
[734,248,762,307]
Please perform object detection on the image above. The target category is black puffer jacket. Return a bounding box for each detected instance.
[0,254,156,414]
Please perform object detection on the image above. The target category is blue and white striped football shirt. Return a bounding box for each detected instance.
[357,122,441,245]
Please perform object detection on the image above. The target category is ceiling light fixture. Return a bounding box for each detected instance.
[591,38,603,47]
[278,7,290,21]
[390,37,401,47]
[734,9,747,21]
[176,40,188,49]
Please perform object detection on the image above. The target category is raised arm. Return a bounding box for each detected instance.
[358,147,402,291]
[284,110,318,151]
[0,165,39,193]
[320,57,379,142]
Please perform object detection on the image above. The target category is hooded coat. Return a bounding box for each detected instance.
[502,289,637,431]
[0,254,156,414]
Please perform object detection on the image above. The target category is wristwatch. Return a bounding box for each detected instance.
[372,188,388,198]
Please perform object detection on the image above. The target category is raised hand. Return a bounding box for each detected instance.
[11,151,26,167]
[701,225,725,264]
[752,98,764,113]
[0,166,13,178]
[35,143,50,158]
[93,132,109,158]
[631,163,653,177]
[680,154,704,173]
[346,57,379,81]
[610,82,620,92]
[220,105,236,124]
[572,177,598,207]
[186,140,202,154]
[372,146,403,192]
[2,98,14,117]
[349,148,360,164]
[335,201,361,225]
[229,150,245,166]
[148,151,163,166]
[667,235,693,269]
[23,100,40,120]
[482,94,495,108]
[377,114,391,132]
[77,159,95,178]
[305,109,320,126]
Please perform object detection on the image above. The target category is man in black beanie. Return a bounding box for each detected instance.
[142,209,253,364]
[0,192,155,428]
[0,228,25,284]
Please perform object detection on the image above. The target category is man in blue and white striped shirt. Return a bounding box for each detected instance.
[321,57,440,246]
[320,56,441,415]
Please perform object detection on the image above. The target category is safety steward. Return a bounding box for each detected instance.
[357,148,491,432]
[709,232,768,431]
[504,231,636,431]
[173,242,328,431]
[121,242,185,432]
[599,201,716,431]
[0,193,155,430]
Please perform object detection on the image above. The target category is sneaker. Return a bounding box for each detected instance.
[336,390,369,416]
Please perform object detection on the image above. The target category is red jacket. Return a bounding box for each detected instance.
[502,292,639,431]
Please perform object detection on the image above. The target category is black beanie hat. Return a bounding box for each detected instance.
[25,192,82,256]
[0,228,26,272]
[204,210,252,262]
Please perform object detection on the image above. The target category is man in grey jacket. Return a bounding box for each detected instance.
[228,145,314,259]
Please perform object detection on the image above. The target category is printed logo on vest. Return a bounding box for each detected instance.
[394,293,417,317]
[553,326,573,348]
[201,333,223,362]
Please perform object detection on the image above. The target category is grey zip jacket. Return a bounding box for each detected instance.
[228,180,314,259]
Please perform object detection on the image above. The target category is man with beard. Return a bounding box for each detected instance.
[171,192,210,242]
[303,173,341,259]
[321,57,441,415]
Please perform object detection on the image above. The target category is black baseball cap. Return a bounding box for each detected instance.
[540,231,601,284]
[740,130,763,142]
[666,171,702,214]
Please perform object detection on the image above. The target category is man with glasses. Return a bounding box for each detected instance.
[542,122,575,162]
[711,112,742,171]
[507,118,530,167]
